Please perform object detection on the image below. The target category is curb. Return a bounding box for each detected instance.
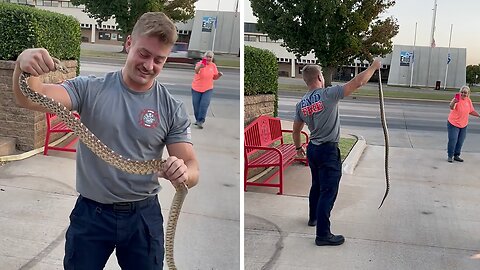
[279,89,467,104]
[342,134,367,175]
[0,133,75,162]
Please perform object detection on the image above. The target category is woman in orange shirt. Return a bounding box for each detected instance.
[447,86,480,162]
[191,51,223,129]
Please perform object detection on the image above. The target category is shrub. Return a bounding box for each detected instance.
[244,45,279,115]
[0,2,81,73]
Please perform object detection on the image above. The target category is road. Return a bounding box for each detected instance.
[278,92,480,152]
[79,60,240,101]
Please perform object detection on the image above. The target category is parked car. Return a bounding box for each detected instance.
[167,42,203,65]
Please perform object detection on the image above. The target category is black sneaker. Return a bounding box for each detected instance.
[454,156,464,162]
[315,234,345,246]
[307,220,316,227]
[447,157,453,163]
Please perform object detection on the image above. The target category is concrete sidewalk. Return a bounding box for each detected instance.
[245,130,480,269]
[0,99,240,269]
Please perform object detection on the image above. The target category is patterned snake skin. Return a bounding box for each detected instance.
[19,58,187,269]
[378,71,390,209]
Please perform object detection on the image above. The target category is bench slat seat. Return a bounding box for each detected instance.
[244,115,308,194]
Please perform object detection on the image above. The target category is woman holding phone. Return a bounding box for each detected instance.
[446,86,480,162]
[191,51,223,129]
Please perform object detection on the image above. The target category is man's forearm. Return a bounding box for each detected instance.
[353,65,378,87]
[293,132,302,148]
[185,159,200,188]
[292,121,305,148]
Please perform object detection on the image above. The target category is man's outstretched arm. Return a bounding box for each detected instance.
[343,58,382,97]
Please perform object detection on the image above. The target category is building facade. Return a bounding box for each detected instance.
[245,22,466,88]
[1,0,240,54]
[388,45,466,89]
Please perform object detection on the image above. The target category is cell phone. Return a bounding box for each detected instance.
[454,93,460,101]
[201,58,207,65]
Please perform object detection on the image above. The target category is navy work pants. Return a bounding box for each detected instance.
[306,142,342,238]
[64,195,164,269]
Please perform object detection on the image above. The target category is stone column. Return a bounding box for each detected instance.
[91,23,96,43]
[244,94,276,126]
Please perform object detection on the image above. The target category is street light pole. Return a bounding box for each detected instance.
[409,22,417,88]
[443,24,453,90]
[211,0,221,52]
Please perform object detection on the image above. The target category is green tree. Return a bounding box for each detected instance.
[250,0,399,85]
[71,0,196,50]
[466,64,480,86]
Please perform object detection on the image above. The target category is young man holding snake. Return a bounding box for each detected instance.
[292,58,381,246]
[12,12,198,269]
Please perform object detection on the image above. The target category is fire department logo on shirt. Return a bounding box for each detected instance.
[300,93,324,116]
[139,109,159,128]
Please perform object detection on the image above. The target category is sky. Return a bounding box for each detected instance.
[244,0,480,65]
[195,0,239,12]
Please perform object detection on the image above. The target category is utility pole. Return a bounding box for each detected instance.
[443,24,453,90]
[409,22,417,88]
[430,0,437,47]
[426,0,437,88]
[211,0,221,52]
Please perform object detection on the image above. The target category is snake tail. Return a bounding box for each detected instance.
[378,70,390,209]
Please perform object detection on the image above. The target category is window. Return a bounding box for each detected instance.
[98,32,111,40]
[43,0,58,6]
[244,22,260,33]
[244,35,256,42]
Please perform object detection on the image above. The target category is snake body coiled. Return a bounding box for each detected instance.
[18,59,187,269]
[377,71,390,209]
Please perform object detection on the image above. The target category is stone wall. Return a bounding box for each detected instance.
[0,60,77,151]
[244,94,275,126]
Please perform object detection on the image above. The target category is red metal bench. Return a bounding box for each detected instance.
[244,115,309,194]
[43,112,80,155]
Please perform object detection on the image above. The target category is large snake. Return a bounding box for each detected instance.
[19,58,187,269]
[377,70,390,209]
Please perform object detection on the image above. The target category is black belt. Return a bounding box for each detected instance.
[79,195,156,213]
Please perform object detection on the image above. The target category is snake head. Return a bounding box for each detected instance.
[56,65,68,74]
[52,57,69,74]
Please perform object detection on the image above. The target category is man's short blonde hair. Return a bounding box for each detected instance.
[131,12,178,46]
[302,65,322,85]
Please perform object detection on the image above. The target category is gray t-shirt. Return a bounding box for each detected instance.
[294,85,345,145]
[61,70,192,203]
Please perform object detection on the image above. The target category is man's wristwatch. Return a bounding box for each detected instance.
[295,146,303,150]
